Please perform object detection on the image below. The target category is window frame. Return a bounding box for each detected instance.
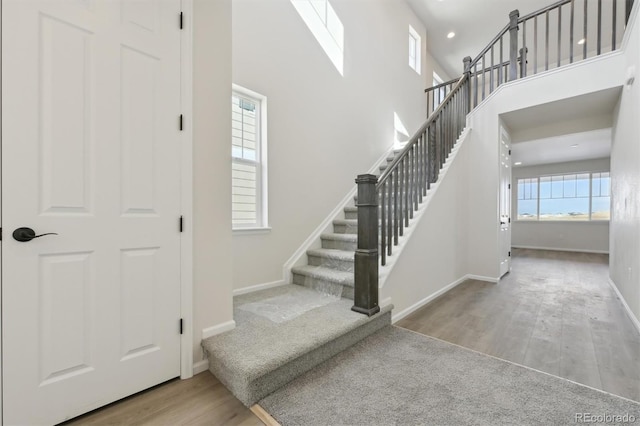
[515,171,610,222]
[409,25,421,75]
[231,84,270,232]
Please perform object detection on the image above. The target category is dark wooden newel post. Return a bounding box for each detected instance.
[508,9,520,81]
[463,56,472,114]
[352,174,380,317]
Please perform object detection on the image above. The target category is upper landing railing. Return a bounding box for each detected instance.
[352,0,635,317]
[426,0,635,116]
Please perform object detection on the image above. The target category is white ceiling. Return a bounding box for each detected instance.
[502,88,621,167]
[510,128,612,167]
[406,0,551,77]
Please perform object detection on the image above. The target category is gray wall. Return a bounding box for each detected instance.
[511,158,611,253]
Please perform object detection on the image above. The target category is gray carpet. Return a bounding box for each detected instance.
[202,285,392,406]
[259,326,640,426]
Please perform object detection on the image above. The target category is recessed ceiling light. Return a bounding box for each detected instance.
[577,38,586,45]
[514,162,522,166]
[447,32,456,39]
[570,144,579,148]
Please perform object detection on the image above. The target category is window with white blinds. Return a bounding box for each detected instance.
[232,87,267,229]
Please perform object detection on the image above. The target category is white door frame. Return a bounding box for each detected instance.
[179,0,194,380]
[0,4,195,420]
[498,124,512,277]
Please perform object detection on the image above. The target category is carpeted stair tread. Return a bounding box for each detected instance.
[306,248,354,262]
[202,285,392,406]
[320,233,357,242]
[332,219,357,227]
[291,265,355,286]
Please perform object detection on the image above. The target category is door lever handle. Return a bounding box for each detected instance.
[12,227,58,242]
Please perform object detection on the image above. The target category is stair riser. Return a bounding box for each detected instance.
[321,238,357,251]
[344,210,358,220]
[292,273,353,299]
[216,309,391,406]
[333,223,358,234]
[307,254,354,272]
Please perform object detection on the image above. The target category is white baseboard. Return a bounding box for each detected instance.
[511,245,609,255]
[608,278,640,335]
[201,320,236,340]
[391,275,468,323]
[232,280,287,296]
[281,145,398,283]
[192,360,210,375]
[466,274,499,283]
[391,273,499,323]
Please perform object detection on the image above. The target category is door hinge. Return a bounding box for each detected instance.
[508,217,511,223]
[179,114,183,131]
[179,12,183,29]
[0,228,3,241]
[179,216,184,232]
[179,318,184,334]
[508,149,511,155]
[508,251,511,257]
[508,183,511,189]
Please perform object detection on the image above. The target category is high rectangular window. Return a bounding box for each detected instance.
[232,86,268,229]
[409,25,421,74]
[516,172,610,221]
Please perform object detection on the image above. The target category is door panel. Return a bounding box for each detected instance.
[2,1,182,424]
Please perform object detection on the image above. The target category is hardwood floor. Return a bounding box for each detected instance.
[397,248,640,402]
[64,372,263,426]
[63,248,639,424]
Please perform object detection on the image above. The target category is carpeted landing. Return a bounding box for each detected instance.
[202,285,392,406]
[259,326,640,426]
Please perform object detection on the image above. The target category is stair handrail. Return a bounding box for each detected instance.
[452,0,634,108]
[352,72,470,317]
[377,74,467,188]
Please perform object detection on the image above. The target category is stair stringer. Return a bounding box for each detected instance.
[378,127,472,290]
[281,144,400,284]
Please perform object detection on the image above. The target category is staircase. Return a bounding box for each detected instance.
[201,153,403,406]
[290,153,400,300]
[202,0,635,410]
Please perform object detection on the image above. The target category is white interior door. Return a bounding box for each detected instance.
[2,1,183,424]
[499,126,512,277]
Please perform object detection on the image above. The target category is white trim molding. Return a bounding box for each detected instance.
[180,0,195,381]
[193,360,210,376]
[233,280,287,296]
[608,278,640,335]
[202,320,237,340]
[391,275,468,323]
[282,144,399,284]
[391,274,498,323]
[512,245,609,255]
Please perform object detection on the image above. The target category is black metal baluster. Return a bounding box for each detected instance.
[393,168,398,246]
[584,0,588,59]
[387,174,392,256]
[570,0,575,63]
[597,0,602,54]
[558,5,562,67]
[534,16,538,73]
[522,20,527,77]
[613,0,617,50]
[398,159,404,236]
[404,157,409,226]
[380,185,386,266]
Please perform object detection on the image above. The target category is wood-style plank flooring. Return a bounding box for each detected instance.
[64,372,262,426]
[397,248,640,402]
[66,248,639,424]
